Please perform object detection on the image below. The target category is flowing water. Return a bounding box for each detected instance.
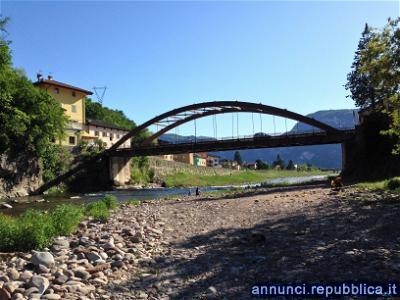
[1,175,332,216]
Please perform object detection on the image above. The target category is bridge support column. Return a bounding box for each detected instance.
[109,157,131,186]
[341,142,346,171]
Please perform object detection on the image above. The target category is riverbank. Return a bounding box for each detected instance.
[0,173,334,217]
[1,185,400,299]
[162,169,332,187]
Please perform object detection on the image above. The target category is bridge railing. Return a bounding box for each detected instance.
[156,128,355,145]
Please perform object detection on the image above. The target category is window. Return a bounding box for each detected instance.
[95,130,99,136]
[54,88,60,94]
[69,136,76,145]
[71,105,77,113]
[72,91,76,97]
[116,134,120,139]
[110,133,114,141]
[102,132,107,137]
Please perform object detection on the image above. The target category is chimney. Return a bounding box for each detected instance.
[36,73,43,81]
[48,75,53,80]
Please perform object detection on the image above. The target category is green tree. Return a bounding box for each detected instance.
[272,154,285,170]
[85,98,136,130]
[41,144,70,182]
[233,151,243,166]
[85,97,151,144]
[286,159,295,170]
[345,23,377,109]
[255,159,269,170]
[346,18,400,153]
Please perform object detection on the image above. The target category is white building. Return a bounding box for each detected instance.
[83,119,131,149]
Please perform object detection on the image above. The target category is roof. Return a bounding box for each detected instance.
[86,119,130,132]
[34,79,93,95]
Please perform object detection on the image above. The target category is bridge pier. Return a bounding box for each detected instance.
[341,142,346,171]
[109,157,131,186]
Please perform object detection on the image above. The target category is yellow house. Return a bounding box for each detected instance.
[35,75,93,146]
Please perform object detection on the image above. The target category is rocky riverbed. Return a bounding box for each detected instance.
[1,186,400,299]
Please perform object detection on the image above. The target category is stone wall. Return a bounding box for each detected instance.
[0,153,43,199]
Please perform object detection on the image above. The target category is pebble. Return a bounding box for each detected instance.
[0,202,168,299]
[7,269,19,281]
[31,252,55,268]
[208,286,217,294]
[43,294,61,300]
[73,267,91,280]
[52,238,70,250]
[86,252,102,263]
[28,276,49,295]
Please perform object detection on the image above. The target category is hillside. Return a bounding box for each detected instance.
[161,109,358,169]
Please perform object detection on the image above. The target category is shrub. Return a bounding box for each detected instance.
[102,195,118,209]
[0,197,117,252]
[17,209,55,250]
[0,214,19,251]
[86,201,109,221]
[51,204,84,235]
[386,178,400,190]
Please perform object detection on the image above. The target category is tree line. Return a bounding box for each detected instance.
[346,18,400,153]
[232,151,311,171]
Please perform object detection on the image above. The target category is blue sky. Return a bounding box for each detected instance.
[1,1,399,137]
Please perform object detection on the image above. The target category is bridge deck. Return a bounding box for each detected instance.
[110,130,355,157]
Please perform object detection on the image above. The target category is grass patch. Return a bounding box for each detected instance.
[18,210,55,251]
[102,194,119,209]
[44,186,68,197]
[125,199,141,206]
[85,201,109,221]
[163,169,330,188]
[356,177,400,191]
[0,195,118,252]
[0,214,20,251]
[51,204,84,235]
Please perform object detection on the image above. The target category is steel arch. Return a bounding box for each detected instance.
[107,101,339,151]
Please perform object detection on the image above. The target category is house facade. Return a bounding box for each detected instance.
[206,154,220,167]
[194,154,207,167]
[35,75,92,147]
[83,119,131,148]
[35,75,130,149]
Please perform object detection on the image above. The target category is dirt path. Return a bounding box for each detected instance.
[118,186,400,299]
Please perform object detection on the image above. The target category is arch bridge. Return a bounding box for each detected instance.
[108,101,354,156]
[32,101,355,194]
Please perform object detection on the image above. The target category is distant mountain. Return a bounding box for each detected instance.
[159,133,216,144]
[160,109,358,169]
[290,109,358,133]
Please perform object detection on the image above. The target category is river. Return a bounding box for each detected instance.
[1,174,332,216]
